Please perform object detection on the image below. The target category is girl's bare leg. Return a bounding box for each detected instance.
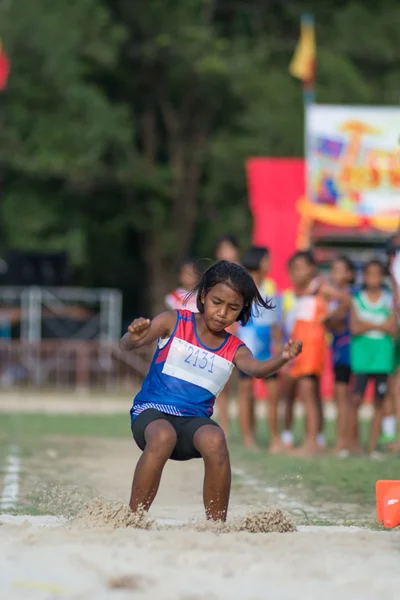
[346,393,363,454]
[266,377,283,453]
[369,402,384,455]
[282,375,297,448]
[217,386,230,439]
[334,382,349,452]
[194,425,231,521]
[292,377,320,456]
[129,420,177,512]
[238,377,257,448]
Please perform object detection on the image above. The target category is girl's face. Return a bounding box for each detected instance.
[216,241,240,264]
[289,257,315,288]
[180,264,198,290]
[201,282,244,332]
[331,260,352,288]
[259,253,270,278]
[364,264,384,290]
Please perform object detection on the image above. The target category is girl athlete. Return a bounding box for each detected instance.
[120,261,302,521]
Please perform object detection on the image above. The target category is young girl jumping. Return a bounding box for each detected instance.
[120,261,302,521]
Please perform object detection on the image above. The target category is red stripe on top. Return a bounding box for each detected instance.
[175,310,244,362]
[156,343,170,364]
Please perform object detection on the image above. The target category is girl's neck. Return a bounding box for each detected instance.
[250,272,262,287]
[298,278,315,295]
[365,287,381,300]
[195,313,227,346]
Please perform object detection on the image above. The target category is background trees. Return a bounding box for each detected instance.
[1,0,398,315]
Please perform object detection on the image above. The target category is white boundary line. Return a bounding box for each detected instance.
[0,445,21,511]
[231,466,323,518]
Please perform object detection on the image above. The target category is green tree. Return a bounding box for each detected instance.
[0,0,132,267]
[2,0,400,317]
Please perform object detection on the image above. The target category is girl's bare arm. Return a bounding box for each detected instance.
[234,339,302,379]
[350,304,379,336]
[119,311,177,351]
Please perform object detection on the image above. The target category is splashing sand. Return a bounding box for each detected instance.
[235,507,296,533]
[73,498,295,533]
[74,499,153,529]
[187,507,296,534]
[33,482,88,518]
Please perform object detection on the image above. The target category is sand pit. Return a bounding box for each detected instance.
[1,437,400,599]
[1,513,399,600]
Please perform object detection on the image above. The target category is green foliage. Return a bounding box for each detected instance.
[0,0,398,313]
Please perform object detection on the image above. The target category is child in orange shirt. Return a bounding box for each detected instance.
[287,251,328,456]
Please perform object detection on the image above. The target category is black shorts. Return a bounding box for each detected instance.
[130,408,221,461]
[334,364,352,385]
[297,374,319,382]
[238,371,278,381]
[353,374,389,402]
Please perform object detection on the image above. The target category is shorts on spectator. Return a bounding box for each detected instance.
[334,364,351,385]
[353,373,388,403]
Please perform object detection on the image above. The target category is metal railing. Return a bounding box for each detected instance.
[0,341,154,392]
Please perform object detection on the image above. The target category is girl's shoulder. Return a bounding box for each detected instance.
[177,308,195,321]
[225,332,247,355]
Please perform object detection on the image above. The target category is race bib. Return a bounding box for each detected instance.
[162,337,234,396]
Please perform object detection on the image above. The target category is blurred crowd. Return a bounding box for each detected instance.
[164,234,400,459]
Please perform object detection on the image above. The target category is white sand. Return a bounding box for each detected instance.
[0,437,399,599]
[1,518,399,600]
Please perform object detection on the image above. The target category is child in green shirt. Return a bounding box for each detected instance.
[348,260,397,457]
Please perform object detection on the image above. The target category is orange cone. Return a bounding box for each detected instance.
[376,480,400,522]
[383,485,400,529]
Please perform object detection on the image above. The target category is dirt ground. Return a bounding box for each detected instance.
[1,437,400,600]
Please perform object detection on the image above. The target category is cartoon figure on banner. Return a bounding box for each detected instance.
[297,108,400,248]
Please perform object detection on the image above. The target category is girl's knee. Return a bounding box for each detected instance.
[195,426,228,458]
[145,422,177,455]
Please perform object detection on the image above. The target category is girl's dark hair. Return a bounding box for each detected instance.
[215,234,240,251]
[334,255,356,284]
[180,258,197,269]
[242,246,269,272]
[287,250,316,268]
[186,260,273,326]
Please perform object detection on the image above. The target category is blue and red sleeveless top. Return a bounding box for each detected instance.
[130,310,244,421]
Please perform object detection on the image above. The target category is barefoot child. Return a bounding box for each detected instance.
[323,256,355,453]
[286,251,328,456]
[388,235,400,451]
[236,247,281,451]
[120,261,302,521]
[349,260,397,456]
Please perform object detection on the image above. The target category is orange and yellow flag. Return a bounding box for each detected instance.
[289,15,316,85]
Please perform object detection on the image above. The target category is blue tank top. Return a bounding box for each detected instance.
[329,299,351,367]
[237,288,277,361]
[331,319,351,367]
[130,310,244,421]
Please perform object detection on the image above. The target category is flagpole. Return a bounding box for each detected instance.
[301,14,315,248]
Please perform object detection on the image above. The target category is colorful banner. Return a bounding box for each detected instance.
[299,105,400,246]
